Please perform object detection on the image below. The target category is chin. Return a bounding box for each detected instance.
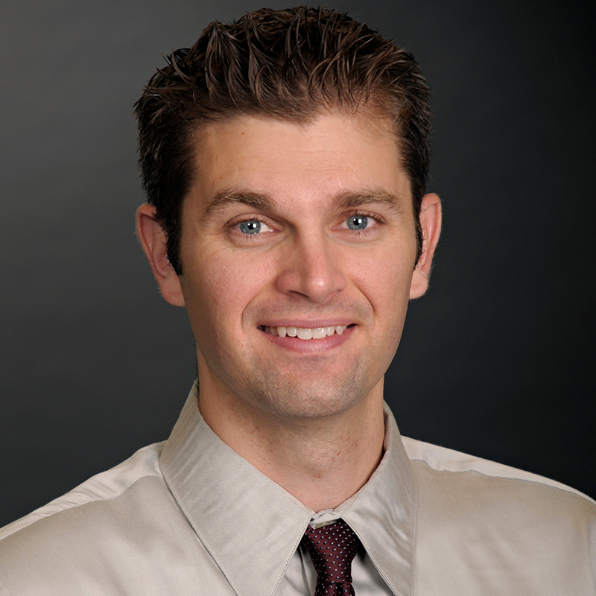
[245,368,373,420]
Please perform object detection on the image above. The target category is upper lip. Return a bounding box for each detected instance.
[259,320,355,328]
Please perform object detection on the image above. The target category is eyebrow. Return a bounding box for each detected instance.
[203,190,274,217]
[202,188,405,218]
[332,189,405,213]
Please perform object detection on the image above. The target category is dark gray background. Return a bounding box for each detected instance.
[1,0,594,527]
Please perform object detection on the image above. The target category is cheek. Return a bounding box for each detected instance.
[185,249,275,332]
[348,244,414,347]
[350,245,415,307]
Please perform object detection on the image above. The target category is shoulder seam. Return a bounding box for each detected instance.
[0,471,162,543]
[410,456,596,505]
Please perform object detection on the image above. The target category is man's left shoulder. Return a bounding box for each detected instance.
[402,434,596,546]
[402,435,596,511]
[402,437,596,594]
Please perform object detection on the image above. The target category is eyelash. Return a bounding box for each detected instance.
[228,211,383,240]
[340,211,383,233]
[228,216,275,240]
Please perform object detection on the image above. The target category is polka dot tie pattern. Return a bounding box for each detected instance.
[301,520,361,596]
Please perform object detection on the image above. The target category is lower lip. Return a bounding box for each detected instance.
[260,326,355,353]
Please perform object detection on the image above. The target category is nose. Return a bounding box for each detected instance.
[275,232,347,303]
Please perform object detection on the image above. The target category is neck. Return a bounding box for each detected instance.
[198,380,385,512]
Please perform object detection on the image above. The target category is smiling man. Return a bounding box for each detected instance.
[137,110,438,515]
[0,6,594,596]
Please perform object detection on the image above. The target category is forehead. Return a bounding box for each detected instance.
[188,111,411,211]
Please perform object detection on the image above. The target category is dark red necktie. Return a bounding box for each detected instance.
[301,519,360,596]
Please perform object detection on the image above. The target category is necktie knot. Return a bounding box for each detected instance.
[301,520,360,595]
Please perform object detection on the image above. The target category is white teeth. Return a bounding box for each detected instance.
[270,325,349,340]
[297,328,313,340]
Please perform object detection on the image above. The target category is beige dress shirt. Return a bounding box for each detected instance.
[1,384,594,595]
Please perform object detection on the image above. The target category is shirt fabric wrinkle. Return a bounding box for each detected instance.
[0,381,594,596]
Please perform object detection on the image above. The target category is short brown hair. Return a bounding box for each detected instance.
[135,6,432,274]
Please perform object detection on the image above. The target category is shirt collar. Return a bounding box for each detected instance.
[160,384,417,596]
[340,402,417,596]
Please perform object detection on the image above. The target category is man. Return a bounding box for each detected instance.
[0,6,594,596]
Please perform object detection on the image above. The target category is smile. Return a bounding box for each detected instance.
[259,325,350,340]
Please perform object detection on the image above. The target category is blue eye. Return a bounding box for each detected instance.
[239,220,262,234]
[346,215,369,230]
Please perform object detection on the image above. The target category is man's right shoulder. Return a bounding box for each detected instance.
[0,442,166,544]
[0,442,172,596]
[0,440,232,596]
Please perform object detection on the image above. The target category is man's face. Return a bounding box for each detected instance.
[173,111,433,419]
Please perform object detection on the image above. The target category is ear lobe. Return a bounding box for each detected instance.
[409,193,442,299]
[136,203,185,307]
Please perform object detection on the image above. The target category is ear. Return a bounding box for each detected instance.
[136,204,185,307]
[409,193,442,299]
